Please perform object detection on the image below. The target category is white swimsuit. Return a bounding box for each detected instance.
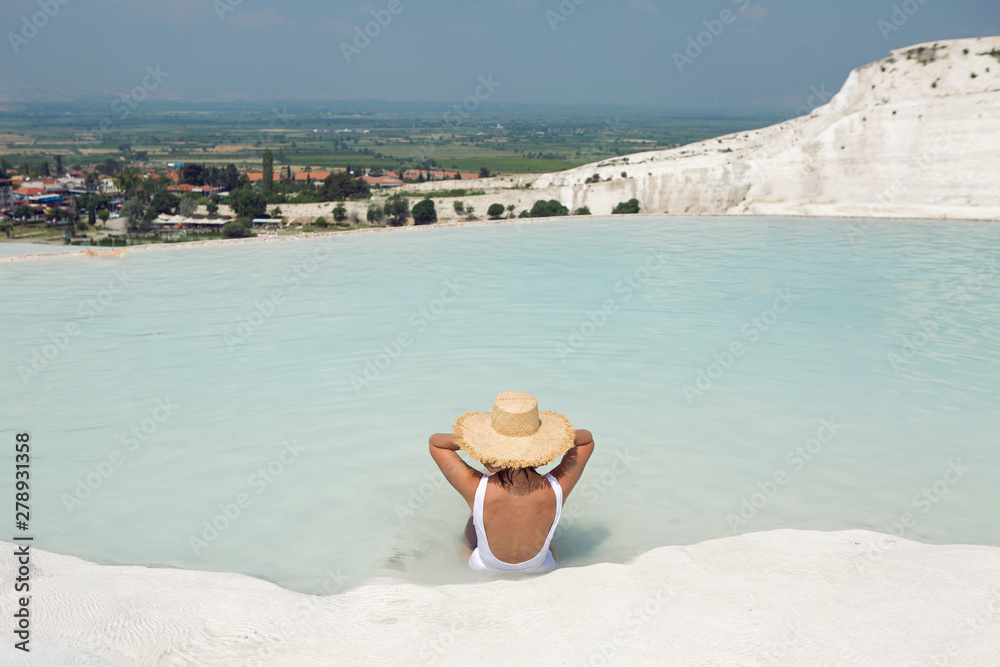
[468,472,562,573]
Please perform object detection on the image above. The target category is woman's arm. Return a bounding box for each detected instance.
[549,429,595,504]
[428,433,481,508]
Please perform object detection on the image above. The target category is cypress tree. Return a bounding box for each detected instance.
[262,149,274,191]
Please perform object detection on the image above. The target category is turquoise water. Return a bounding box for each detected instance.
[1,218,998,594]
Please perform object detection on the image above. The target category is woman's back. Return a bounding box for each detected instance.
[479,471,560,564]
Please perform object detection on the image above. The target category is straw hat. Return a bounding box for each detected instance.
[453,391,575,469]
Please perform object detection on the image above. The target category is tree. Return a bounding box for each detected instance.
[317,172,371,202]
[121,197,146,229]
[179,196,199,217]
[479,167,491,178]
[88,205,97,228]
[222,221,254,238]
[464,205,475,219]
[181,164,206,186]
[206,201,219,216]
[611,198,640,214]
[98,210,110,227]
[270,206,283,219]
[223,164,241,192]
[115,170,142,197]
[228,188,267,220]
[84,172,100,191]
[13,204,33,220]
[384,194,410,226]
[527,200,569,218]
[487,203,505,219]
[148,191,180,217]
[262,149,274,191]
[55,155,64,177]
[506,204,515,218]
[314,217,329,227]
[453,201,465,214]
[100,158,122,177]
[367,203,385,225]
[412,199,437,225]
[41,161,51,177]
[332,204,347,222]
[573,206,592,215]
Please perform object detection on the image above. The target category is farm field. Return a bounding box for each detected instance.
[0,100,783,176]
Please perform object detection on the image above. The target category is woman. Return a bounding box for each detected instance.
[429,391,594,573]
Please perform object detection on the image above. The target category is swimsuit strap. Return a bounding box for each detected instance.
[472,472,562,571]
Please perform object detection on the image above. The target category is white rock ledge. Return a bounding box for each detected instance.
[2,529,999,666]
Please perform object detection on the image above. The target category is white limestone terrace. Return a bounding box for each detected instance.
[402,36,1000,223]
[2,530,999,666]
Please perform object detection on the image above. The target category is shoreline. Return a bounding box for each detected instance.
[3,529,998,665]
[2,211,997,264]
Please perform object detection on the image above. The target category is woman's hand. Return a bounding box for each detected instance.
[429,433,460,451]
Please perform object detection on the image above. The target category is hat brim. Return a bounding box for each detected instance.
[452,410,575,468]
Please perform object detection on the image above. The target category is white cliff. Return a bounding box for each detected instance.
[516,36,1000,221]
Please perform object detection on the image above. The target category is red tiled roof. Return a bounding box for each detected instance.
[246,172,284,182]
[16,187,46,196]
[294,171,332,181]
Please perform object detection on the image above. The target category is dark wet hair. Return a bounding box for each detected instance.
[495,467,534,489]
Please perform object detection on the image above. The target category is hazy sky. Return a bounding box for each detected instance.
[1,0,998,109]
